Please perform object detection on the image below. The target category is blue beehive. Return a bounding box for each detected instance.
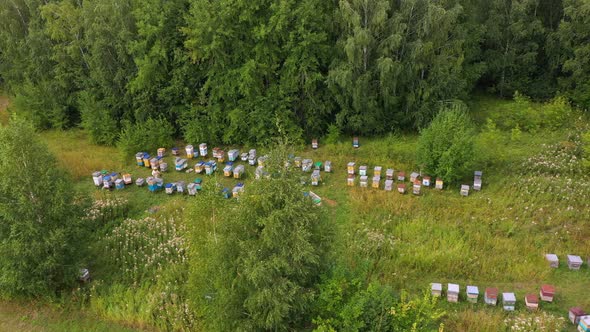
[136,152,145,166]
[222,188,231,199]
[171,147,179,156]
[143,153,151,168]
[115,179,125,190]
[165,183,176,194]
[103,175,112,189]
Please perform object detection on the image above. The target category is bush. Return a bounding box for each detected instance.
[416,102,476,184]
[117,117,174,161]
[78,91,119,145]
[324,124,342,145]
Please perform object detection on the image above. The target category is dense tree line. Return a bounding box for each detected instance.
[1,0,588,145]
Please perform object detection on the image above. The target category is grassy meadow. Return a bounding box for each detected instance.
[1,93,588,331]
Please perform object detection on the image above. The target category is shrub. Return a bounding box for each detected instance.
[324,124,342,145]
[416,102,476,184]
[78,91,119,145]
[117,117,174,161]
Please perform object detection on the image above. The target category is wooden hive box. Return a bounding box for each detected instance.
[474,171,482,191]
[187,183,197,196]
[194,161,205,174]
[143,153,151,168]
[397,171,406,182]
[485,287,498,306]
[397,183,406,194]
[255,166,266,179]
[325,161,332,172]
[447,283,459,303]
[157,148,166,158]
[435,178,443,190]
[525,294,539,310]
[545,253,559,268]
[295,157,303,168]
[372,176,380,189]
[123,173,132,185]
[152,169,161,179]
[309,191,322,206]
[579,315,590,332]
[135,178,145,187]
[569,307,586,325]
[228,149,240,162]
[223,165,233,177]
[359,175,368,188]
[384,179,393,191]
[217,150,226,163]
[431,283,442,297]
[502,292,516,311]
[177,181,186,193]
[359,165,367,176]
[186,145,194,159]
[115,179,125,190]
[540,284,555,302]
[311,170,321,186]
[171,147,179,156]
[204,162,213,175]
[386,169,394,180]
[347,162,355,175]
[175,158,188,171]
[422,176,431,187]
[199,143,207,157]
[466,286,479,303]
[165,183,176,194]
[212,147,220,159]
[302,159,313,172]
[233,165,245,179]
[160,162,168,172]
[374,166,382,177]
[92,171,103,187]
[222,188,231,199]
[150,158,159,170]
[412,180,421,195]
[347,174,355,186]
[568,255,583,270]
[312,138,318,149]
[240,152,248,161]
[353,136,359,148]
[314,161,323,170]
[102,176,112,189]
[460,185,470,197]
[410,172,420,182]
[136,152,145,166]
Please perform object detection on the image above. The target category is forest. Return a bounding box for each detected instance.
[1,1,590,332]
[1,0,588,145]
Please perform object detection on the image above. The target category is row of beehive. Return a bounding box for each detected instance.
[545,253,589,270]
[431,283,555,311]
[137,147,260,166]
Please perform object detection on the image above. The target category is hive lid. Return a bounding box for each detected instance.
[525,294,538,304]
[570,307,585,316]
[503,293,516,302]
[448,283,459,293]
[545,253,558,261]
[541,284,555,295]
[474,171,483,177]
[467,285,479,294]
[431,283,442,291]
[485,288,498,298]
[567,255,583,263]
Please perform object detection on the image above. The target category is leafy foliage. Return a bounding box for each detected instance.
[117,117,174,160]
[416,102,476,184]
[0,121,87,296]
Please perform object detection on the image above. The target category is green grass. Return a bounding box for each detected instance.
[5,93,589,331]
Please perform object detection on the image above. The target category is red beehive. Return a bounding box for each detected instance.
[485,287,498,305]
[540,284,555,302]
[569,307,586,325]
[397,183,406,194]
[525,294,539,310]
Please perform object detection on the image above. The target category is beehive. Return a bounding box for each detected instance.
[194,161,205,174]
[503,293,516,311]
[171,147,179,156]
[447,284,459,303]
[359,165,367,176]
[431,283,442,297]
[187,183,197,196]
[177,181,186,193]
[568,255,583,270]
[143,153,151,168]
[199,143,207,157]
[150,157,159,170]
[92,171,103,187]
[410,172,420,182]
[312,139,318,149]
[136,152,145,166]
[474,171,482,191]
[397,183,406,194]
[581,316,590,332]
[123,174,132,185]
[412,180,421,195]
[249,148,257,160]
[309,191,322,206]
[302,159,313,172]
[386,169,394,180]
[435,178,443,190]
[157,148,166,158]
[374,166,382,177]
[461,185,470,197]
[569,307,585,325]
[255,166,266,179]
[186,145,194,159]
[217,150,226,163]
[232,184,244,198]
[311,170,321,186]
[422,176,431,187]
[115,179,125,190]
[314,161,323,170]
[353,136,359,148]
[228,149,239,162]
[372,176,380,189]
[165,183,176,194]
[525,294,539,310]
[240,152,248,161]
[397,172,406,182]
[485,287,498,306]
[160,162,168,172]
[136,178,145,187]
[102,176,112,189]
[384,179,393,191]
[233,165,245,179]
[467,286,479,303]
[325,161,332,172]
[212,147,220,159]
[224,165,233,177]
[359,175,368,188]
[221,188,230,199]
[295,157,303,168]
[175,158,188,171]
[347,162,355,175]
[347,174,355,186]
[545,254,559,268]
[540,284,555,302]
[205,161,216,175]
